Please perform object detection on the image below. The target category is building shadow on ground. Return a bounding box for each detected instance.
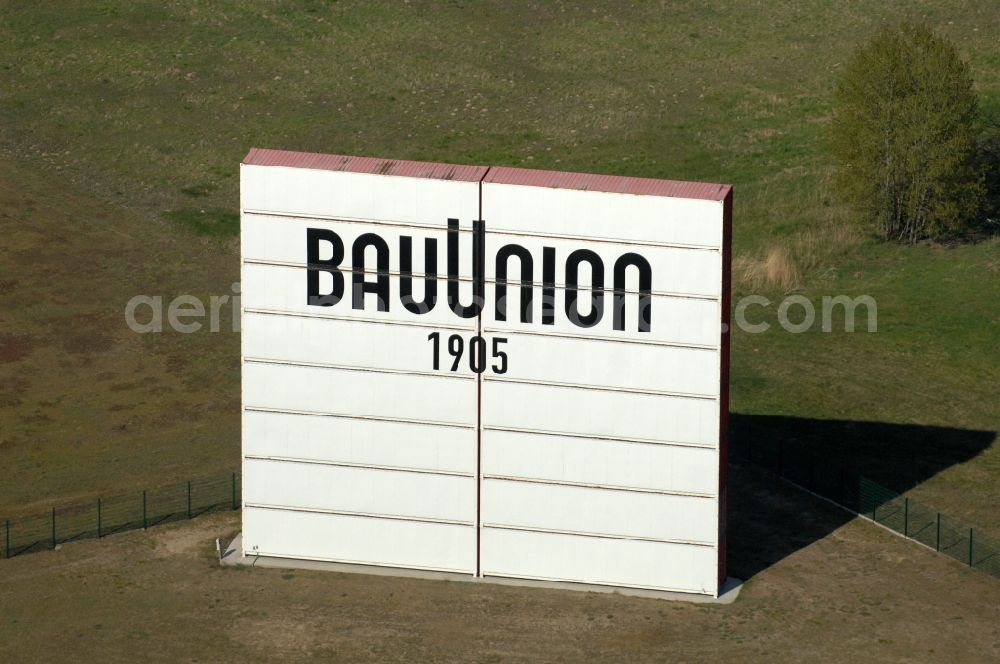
[726,413,996,583]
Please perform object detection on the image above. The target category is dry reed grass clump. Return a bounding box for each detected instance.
[734,246,800,291]
[734,219,861,291]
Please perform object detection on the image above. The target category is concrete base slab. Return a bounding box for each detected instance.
[220,534,742,604]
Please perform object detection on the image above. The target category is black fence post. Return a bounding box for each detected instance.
[143,490,148,530]
[903,498,909,538]
[838,466,846,506]
[97,497,102,538]
[859,476,866,517]
[187,481,192,519]
[869,480,877,522]
[936,513,941,551]
[969,529,974,567]
[51,508,56,549]
[231,472,238,511]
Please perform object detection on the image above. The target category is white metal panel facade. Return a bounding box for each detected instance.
[241,149,731,596]
[478,178,727,595]
[241,159,484,574]
[482,182,724,246]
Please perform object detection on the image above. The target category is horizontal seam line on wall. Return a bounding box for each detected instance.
[486,228,721,251]
[245,455,474,478]
[241,260,720,300]
[243,357,475,381]
[480,426,717,449]
[481,376,717,400]
[243,406,474,430]
[480,523,715,546]
[242,308,720,348]
[243,307,719,352]
[245,503,473,526]
[247,358,718,399]
[243,308,475,331]
[478,327,718,350]
[241,208,722,251]
[481,475,715,497]
[242,209,479,231]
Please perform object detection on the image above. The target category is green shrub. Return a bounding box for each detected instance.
[831,24,984,242]
[974,124,1000,227]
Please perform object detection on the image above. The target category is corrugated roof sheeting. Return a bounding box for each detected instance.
[243,148,731,200]
[243,148,488,182]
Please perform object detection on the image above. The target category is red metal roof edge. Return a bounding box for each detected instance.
[242,148,489,182]
[243,148,731,200]
[484,165,731,201]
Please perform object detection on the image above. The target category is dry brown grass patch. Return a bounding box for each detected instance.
[735,246,801,291]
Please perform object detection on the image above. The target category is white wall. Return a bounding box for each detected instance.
[241,163,481,574]
[241,155,728,595]
[477,180,724,594]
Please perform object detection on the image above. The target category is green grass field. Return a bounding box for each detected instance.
[0,3,997,528]
[1,2,999,660]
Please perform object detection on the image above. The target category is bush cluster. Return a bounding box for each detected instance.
[831,24,988,242]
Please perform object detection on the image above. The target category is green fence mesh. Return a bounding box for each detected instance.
[4,425,1000,584]
[905,500,938,550]
[737,422,1000,582]
[2,471,239,559]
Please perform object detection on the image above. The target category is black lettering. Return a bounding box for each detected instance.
[447,219,482,318]
[469,335,487,373]
[400,236,438,314]
[565,249,604,328]
[542,247,556,325]
[491,337,508,374]
[352,233,390,311]
[613,253,652,332]
[427,332,440,370]
[306,228,345,307]
[495,244,533,323]
[448,334,464,371]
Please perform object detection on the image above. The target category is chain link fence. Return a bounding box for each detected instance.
[2,472,239,559]
[735,422,1000,581]
[4,426,999,581]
